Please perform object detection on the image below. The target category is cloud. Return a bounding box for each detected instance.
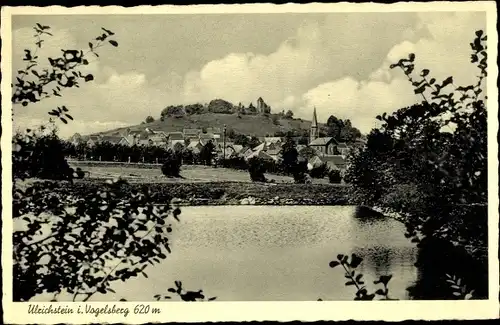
[295,11,486,133]
[11,12,486,138]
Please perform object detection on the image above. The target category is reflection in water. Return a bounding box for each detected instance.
[31,205,421,302]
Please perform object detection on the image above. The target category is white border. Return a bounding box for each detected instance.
[2,2,498,323]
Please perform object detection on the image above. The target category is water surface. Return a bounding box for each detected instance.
[98,205,418,301]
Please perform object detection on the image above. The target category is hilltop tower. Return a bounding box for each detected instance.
[310,107,319,142]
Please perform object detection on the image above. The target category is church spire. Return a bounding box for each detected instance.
[311,106,318,128]
[310,107,319,142]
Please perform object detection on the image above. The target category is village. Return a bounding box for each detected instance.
[67,106,363,175]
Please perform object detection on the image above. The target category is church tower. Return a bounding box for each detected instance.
[310,107,319,143]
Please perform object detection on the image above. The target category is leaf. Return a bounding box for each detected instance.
[102,27,115,35]
[167,288,176,293]
[60,117,68,124]
[109,40,119,47]
[421,69,430,77]
[89,42,93,50]
[441,76,453,88]
[375,289,385,295]
[345,281,356,286]
[108,288,116,293]
[85,74,94,82]
[414,86,426,94]
[350,253,363,268]
[62,106,69,112]
[208,297,217,301]
[65,114,74,121]
[408,53,415,62]
[329,261,340,268]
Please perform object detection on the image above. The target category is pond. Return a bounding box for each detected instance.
[88,205,419,301]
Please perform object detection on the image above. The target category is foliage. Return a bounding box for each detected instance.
[13,24,117,116]
[13,125,73,181]
[13,178,181,301]
[11,24,205,303]
[145,116,155,123]
[160,105,185,119]
[328,170,342,184]
[161,150,182,177]
[153,281,216,301]
[67,140,174,164]
[345,30,488,296]
[309,162,329,179]
[326,116,361,143]
[322,253,396,301]
[221,156,248,170]
[292,159,310,184]
[207,98,235,114]
[285,110,294,119]
[279,136,299,174]
[199,140,216,166]
[248,157,268,182]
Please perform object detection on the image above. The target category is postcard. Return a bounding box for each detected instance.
[1,2,498,323]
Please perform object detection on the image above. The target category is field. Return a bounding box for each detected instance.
[69,161,330,184]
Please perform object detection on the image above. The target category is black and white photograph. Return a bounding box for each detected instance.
[1,2,498,323]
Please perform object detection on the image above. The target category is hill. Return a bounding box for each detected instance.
[96,113,325,138]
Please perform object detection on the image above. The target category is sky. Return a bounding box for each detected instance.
[11,11,486,138]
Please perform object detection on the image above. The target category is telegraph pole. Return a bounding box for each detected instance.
[223,124,227,160]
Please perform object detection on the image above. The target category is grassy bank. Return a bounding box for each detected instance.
[70,179,349,205]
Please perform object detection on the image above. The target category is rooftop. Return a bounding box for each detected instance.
[309,137,336,146]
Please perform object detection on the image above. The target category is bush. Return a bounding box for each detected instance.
[221,156,248,170]
[13,127,74,181]
[329,170,342,184]
[309,162,329,179]
[292,159,309,183]
[161,150,182,177]
[248,157,267,182]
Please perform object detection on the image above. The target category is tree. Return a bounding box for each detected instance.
[11,25,203,303]
[279,135,298,174]
[285,110,294,119]
[345,30,488,298]
[271,114,280,125]
[248,157,267,182]
[207,99,235,114]
[145,115,155,123]
[199,140,215,166]
[161,149,182,177]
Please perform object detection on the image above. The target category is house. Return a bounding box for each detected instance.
[100,135,125,145]
[252,142,267,152]
[148,135,168,147]
[264,137,282,145]
[206,127,222,137]
[322,155,347,171]
[309,137,338,156]
[199,133,218,144]
[69,133,83,145]
[183,128,202,139]
[246,150,274,162]
[118,137,133,146]
[187,140,204,154]
[307,155,324,170]
[231,144,244,155]
[337,142,349,156]
[266,148,281,161]
[267,141,282,151]
[242,147,254,159]
[86,135,102,147]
